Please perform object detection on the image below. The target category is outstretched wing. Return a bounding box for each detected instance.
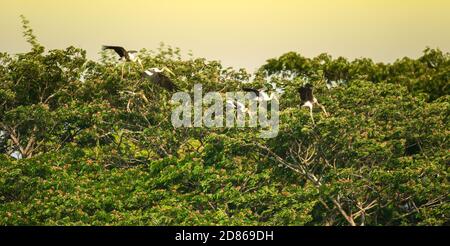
[243,87,260,97]
[158,73,179,92]
[102,45,128,59]
[143,71,179,92]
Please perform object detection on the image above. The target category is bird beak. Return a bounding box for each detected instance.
[163,67,176,77]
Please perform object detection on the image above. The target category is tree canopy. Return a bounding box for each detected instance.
[0,18,448,225]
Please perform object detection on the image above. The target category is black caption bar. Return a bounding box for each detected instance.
[0,226,447,244]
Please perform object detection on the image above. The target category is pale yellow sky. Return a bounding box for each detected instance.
[1,0,449,71]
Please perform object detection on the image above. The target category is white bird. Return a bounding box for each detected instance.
[10,150,22,160]
[326,80,342,89]
[326,81,337,90]
[243,87,276,101]
[269,82,285,95]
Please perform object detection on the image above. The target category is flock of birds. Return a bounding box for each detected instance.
[103,45,179,92]
[103,45,329,124]
[2,46,331,161]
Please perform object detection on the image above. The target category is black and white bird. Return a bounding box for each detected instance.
[0,130,7,153]
[298,84,329,124]
[142,67,179,92]
[243,87,276,101]
[326,79,343,90]
[102,45,143,70]
[102,45,139,62]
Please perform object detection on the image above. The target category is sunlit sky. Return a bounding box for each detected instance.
[1,0,449,71]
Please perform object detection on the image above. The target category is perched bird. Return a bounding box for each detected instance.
[0,130,7,153]
[326,81,336,90]
[243,87,275,101]
[142,67,179,92]
[269,82,285,95]
[10,149,23,160]
[326,79,343,90]
[298,84,329,124]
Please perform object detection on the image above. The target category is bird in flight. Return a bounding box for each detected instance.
[142,67,179,92]
[242,87,276,101]
[298,84,329,124]
[102,45,143,78]
[102,45,139,62]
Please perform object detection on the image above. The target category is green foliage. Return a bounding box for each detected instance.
[259,48,449,101]
[20,15,44,54]
[0,20,448,225]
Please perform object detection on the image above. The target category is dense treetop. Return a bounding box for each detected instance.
[0,17,448,225]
